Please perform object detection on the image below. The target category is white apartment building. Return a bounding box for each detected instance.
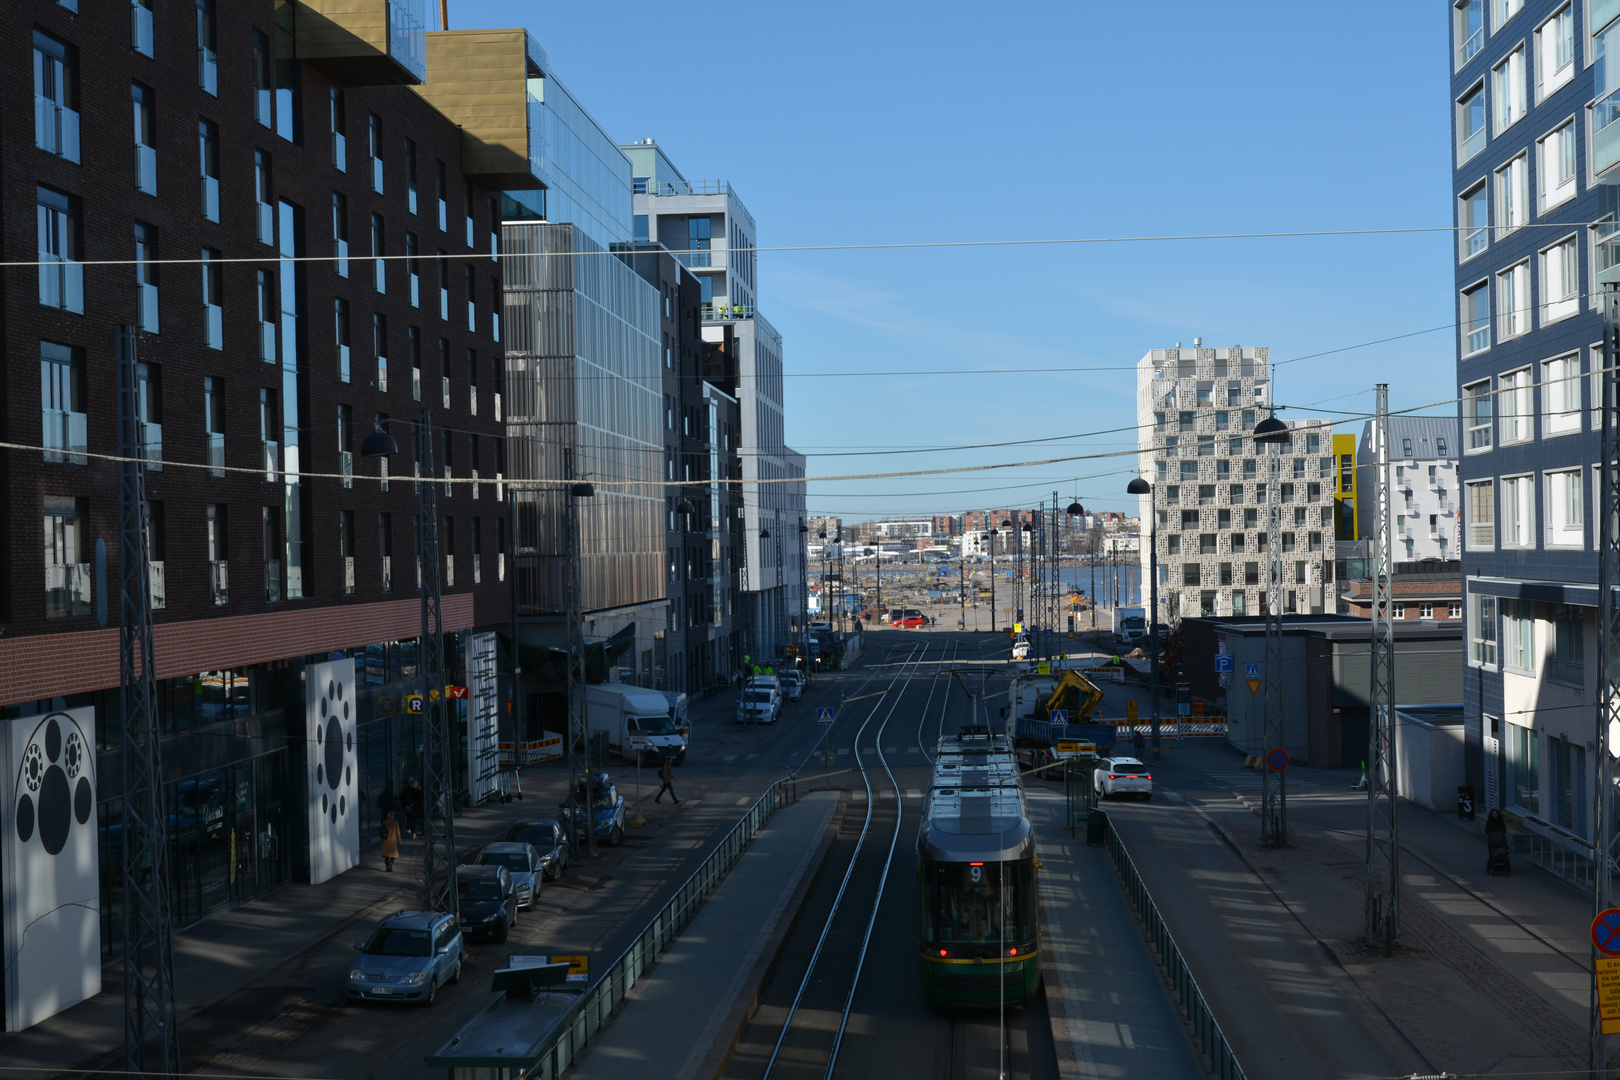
[1356,416,1461,562]
[1135,343,1337,620]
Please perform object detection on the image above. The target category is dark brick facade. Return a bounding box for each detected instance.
[6,1,508,696]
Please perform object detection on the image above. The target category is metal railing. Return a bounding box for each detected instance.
[524,776,799,1077]
[1104,816,1247,1080]
[1522,812,1597,893]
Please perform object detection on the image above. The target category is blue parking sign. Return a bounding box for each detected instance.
[1215,654,1234,673]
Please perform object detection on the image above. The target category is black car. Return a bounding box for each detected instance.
[505,819,571,881]
[455,864,517,943]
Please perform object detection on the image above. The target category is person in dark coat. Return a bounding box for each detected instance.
[1132,730,1146,759]
[400,779,425,836]
[653,753,680,805]
[1485,808,1507,838]
[379,810,402,872]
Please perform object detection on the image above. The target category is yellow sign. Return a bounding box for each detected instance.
[1600,957,1620,1034]
[548,954,590,983]
[1052,740,1096,760]
[1013,622,1023,633]
[1127,701,1139,723]
[1037,662,1051,675]
[405,694,425,715]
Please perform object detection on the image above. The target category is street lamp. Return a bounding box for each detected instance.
[1064,502,1084,648]
[864,545,882,623]
[1019,521,1033,628]
[988,527,999,634]
[798,521,809,672]
[1126,476,1160,758]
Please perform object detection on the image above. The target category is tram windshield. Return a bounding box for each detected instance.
[921,861,1037,944]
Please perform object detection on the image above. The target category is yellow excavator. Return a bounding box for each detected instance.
[1008,668,1115,758]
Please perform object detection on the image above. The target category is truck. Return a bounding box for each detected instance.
[585,684,687,765]
[1004,668,1118,767]
[1114,606,1147,646]
[661,690,690,740]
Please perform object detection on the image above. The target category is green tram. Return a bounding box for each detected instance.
[917,727,1041,1007]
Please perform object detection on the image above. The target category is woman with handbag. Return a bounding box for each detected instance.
[379,810,402,872]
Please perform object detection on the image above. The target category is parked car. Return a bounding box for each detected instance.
[778,670,805,701]
[474,842,543,908]
[347,910,463,1006]
[1011,635,1031,660]
[897,614,930,628]
[737,685,781,724]
[1093,757,1153,800]
[455,864,517,943]
[565,772,626,846]
[505,819,570,881]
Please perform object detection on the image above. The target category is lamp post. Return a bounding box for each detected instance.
[798,521,809,673]
[1125,477,1160,757]
[988,526,999,634]
[675,499,697,692]
[1065,501,1085,647]
[1020,521,1033,627]
[865,545,882,623]
[1253,409,1293,847]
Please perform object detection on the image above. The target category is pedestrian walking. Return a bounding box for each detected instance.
[653,753,680,805]
[379,810,402,872]
[400,779,425,836]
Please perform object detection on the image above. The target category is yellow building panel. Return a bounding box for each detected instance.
[296,0,388,57]
[412,29,539,187]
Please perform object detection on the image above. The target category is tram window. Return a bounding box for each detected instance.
[920,861,1038,944]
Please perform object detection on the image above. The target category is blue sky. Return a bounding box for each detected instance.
[455,0,1455,522]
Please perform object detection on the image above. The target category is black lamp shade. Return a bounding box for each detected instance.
[570,482,596,497]
[675,498,696,515]
[799,523,809,533]
[1253,415,1290,444]
[360,428,399,457]
[1065,501,1084,515]
[1126,477,1152,495]
[760,528,770,539]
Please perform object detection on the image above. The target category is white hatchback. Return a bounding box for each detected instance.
[1094,757,1153,800]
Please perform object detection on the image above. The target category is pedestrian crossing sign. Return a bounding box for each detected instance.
[817,707,835,724]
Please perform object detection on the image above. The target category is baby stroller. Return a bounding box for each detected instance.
[1486,831,1512,876]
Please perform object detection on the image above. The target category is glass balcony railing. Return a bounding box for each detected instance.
[209,559,228,606]
[138,283,159,334]
[258,200,275,244]
[701,302,753,322]
[472,553,482,586]
[386,0,427,82]
[678,249,713,269]
[493,392,502,422]
[40,257,84,314]
[335,238,349,278]
[208,432,225,477]
[203,175,220,222]
[380,555,392,592]
[412,366,421,401]
[263,439,279,481]
[469,389,478,417]
[132,2,154,57]
[443,465,454,497]
[340,450,353,489]
[470,468,479,500]
[492,310,500,342]
[339,343,351,382]
[261,320,277,363]
[1459,123,1486,164]
[333,131,346,172]
[265,559,282,603]
[444,555,455,588]
[497,553,505,582]
[442,376,451,408]
[409,273,419,308]
[46,562,91,618]
[199,47,217,95]
[136,145,157,196]
[148,561,166,610]
[344,555,356,595]
[43,408,87,465]
[36,97,81,162]
[1597,87,1620,177]
[205,302,223,349]
[439,287,449,321]
[140,421,162,471]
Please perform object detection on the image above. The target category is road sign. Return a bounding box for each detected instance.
[405,694,425,715]
[1215,654,1234,674]
[1050,709,1069,726]
[1594,908,1620,956]
[816,707,835,725]
[1600,957,1620,1034]
[1126,701,1138,723]
[1245,662,1260,678]
[448,685,468,700]
[1267,748,1290,772]
[1037,662,1051,675]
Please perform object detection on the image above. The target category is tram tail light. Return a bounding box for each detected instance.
[1009,947,1018,956]
[939,949,948,957]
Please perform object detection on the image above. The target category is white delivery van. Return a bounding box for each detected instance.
[1114,606,1147,646]
[586,684,688,764]
[662,690,690,739]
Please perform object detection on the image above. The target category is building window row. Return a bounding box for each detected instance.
[1463,466,1589,550]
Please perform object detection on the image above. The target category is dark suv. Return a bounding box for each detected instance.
[505,819,571,881]
[456,864,517,943]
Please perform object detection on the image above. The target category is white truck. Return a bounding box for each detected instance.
[1114,606,1147,647]
[586,684,688,765]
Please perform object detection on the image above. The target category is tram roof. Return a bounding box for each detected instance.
[919,787,1033,862]
[930,756,1020,791]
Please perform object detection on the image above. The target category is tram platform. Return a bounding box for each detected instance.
[567,790,843,1080]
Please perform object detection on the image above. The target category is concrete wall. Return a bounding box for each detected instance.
[1396,714,1466,813]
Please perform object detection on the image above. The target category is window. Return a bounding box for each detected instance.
[1467,479,1495,548]
[1508,720,1537,812]
[1182,563,1200,586]
[634,214,649,242]
[263,506,282,602]
[1180,461,1198,480]
[1420,602,1435,619]
[1393,602,1406,619]
[41,342,85,466]
[1196,381,1213,406]
[379,513,393,592]
[259,389,278,482]
[334,299,350,382]
[206,504,227,604]
[1215,411,1229,431]
[134,223,160,334]
[132,0,154,58]
[1544,353,1581,435]
[406,233,420,306]
[132,84,156,196]
[1461,282,1490,355]
[332,193,349,277]
[368,114,383,194]
[253,31,272,128]
[1550,604,1584,683]
[1597,16,1620,175]
[471,519,482,584]
[1538,122,1578,213]
[44,496,89,618]
[1179,411,1195,432]
[371,214,386,293]
[256,269,276,362]
[490,278,500,341]
[1501,474,1534,547]
[1542,237,1581,325]
[465,265,477,331]
[199,119,220,222]
[1166,535,1181,555]
[437,250,449,319]
[1498,367,1532,442]
[329,88,346,171]
[1456,0,1485,66]
[197,0,218,94]
[1536,5,1574,101]
[339,510,355,595]
[204,376,224,477]
[1546,468,1584,546]
[1465,379,1493,449]
[405,139,418,213]
[1458,82,1487,162]
[467,348,479,415]
[255,151,274,244]
[1495,155,1528,237]
[34,32,81,163]
[1492,47,1526,133]
[37,186,83,314]
[436,160,448,230]
[1472,592,1498,664]
[1199,534,1217,555]
[134,362,161,470]
[374,313,388,392]
[1197,434,1213,457]
[1503,599,1534,671]
[202,249,223,349]
[1493,0,1524,27]
[1459,179,1489,259]
[439,338,451,407]
[1496,261,1529,340]
[465,182,476,248]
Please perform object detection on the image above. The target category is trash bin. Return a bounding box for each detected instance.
[1086,807,1108,847]
[1457,785,1476,821]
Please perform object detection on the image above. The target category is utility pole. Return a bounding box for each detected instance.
[1366,384,1399,953]
[417,411,459,913]
[1593,283,1620,1076]
[1255,409,1290,846]
[566,475,596,857]
[119,326,178,1079]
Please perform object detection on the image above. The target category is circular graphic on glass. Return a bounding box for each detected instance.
[313,669,355,832]
[13,712,95,856]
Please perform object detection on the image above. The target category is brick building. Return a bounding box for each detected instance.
[2,0,513,1026]
[1341,561,1464,621]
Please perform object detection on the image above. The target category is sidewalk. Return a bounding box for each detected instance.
[1155,739,1595,1074]
[564,792,842,1080]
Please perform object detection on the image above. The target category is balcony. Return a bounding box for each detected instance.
[265,559,282,603]
[36,97,81,162]
[294,0,426,87]
[208,432,225,477]
[148,561,166,611]
[209,559,228,606]
[678,249,714,269]
[701,303,755,322]
[411,29,548,190]
[132,1,154,57]
[40,258,84,314]
[42,408,87,465]
[46,562,91,618]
